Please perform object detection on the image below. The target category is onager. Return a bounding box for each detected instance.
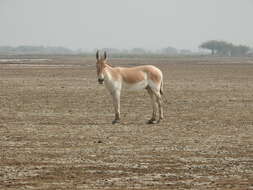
[96,50,164,124]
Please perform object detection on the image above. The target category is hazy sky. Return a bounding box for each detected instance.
[1,0,253,51]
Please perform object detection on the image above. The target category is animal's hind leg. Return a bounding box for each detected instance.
[146,86,157,124]
[153,89,163,123]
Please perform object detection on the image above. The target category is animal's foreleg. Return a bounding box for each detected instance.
[112,90,120,124]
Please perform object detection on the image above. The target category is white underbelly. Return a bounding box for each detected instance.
[122,80,148,91]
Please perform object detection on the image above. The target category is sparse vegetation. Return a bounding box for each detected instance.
[0,45,75,55]
[0,46,197,56]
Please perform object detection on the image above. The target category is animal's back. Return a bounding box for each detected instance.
[117,65,163,91]
[118,65,162,82]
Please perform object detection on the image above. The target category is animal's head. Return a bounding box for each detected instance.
[96,50,107,84]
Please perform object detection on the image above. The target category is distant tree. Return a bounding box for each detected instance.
[200,40,250,56]
[0,46,14,54]
[101,48,121,54]
[200,40,231,55]
[180,49,192,55]
[231,45,250,56]
[160,46,178,55]
[199,40,216,55]
[130,48,146,54]
[0,45,74,55]
[246,48,253,56]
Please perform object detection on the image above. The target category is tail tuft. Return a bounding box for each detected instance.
[160,80,169,104]
[160,81,164,96]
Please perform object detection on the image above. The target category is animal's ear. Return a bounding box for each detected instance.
[96,50,100,61]
[103,51,107,60]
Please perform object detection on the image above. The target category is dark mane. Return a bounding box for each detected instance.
[106,63,114,67]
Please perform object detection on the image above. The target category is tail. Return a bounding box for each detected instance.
[160,80,164,96]
[160,80,168,104]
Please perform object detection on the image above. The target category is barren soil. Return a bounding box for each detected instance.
[0,56,253,189]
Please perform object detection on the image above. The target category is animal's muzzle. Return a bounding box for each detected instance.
[98,78,104,84]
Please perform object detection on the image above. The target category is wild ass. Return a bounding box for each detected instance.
[96,51,164,124]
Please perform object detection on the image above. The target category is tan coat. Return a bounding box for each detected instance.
[96,51,164,124]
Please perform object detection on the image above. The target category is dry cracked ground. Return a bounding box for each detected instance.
[0,55,253,189]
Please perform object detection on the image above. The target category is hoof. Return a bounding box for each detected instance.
[147,119,156,124]
[112,119,120,124]
[157,118,163,123]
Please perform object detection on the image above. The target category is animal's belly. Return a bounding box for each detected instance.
[122,80,148,91]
